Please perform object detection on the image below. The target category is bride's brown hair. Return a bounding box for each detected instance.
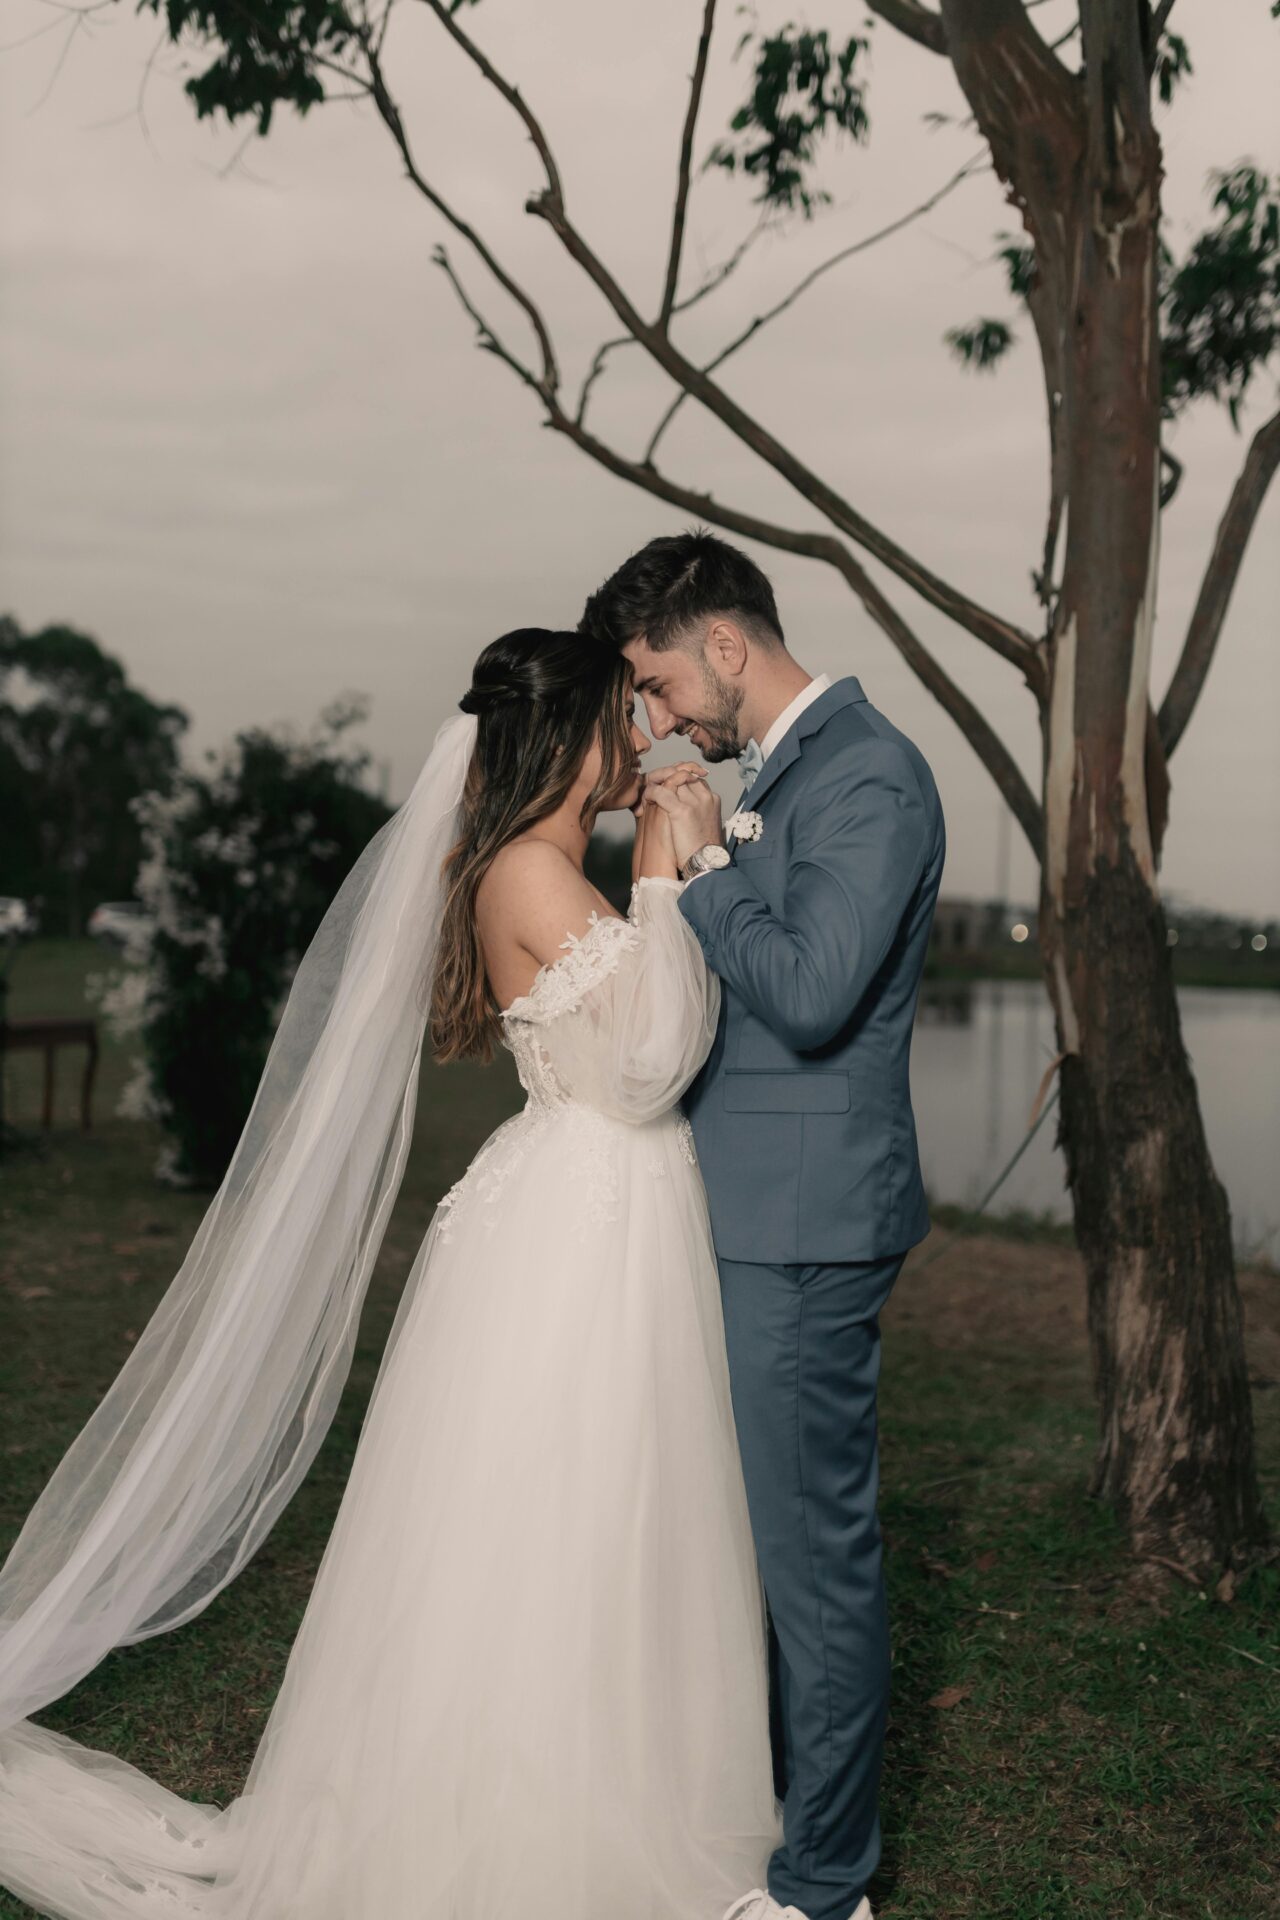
[429,628,635,1065]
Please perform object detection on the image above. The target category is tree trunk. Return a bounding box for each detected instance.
[1032,0,1268,1578]
[1038,853,1269,1578]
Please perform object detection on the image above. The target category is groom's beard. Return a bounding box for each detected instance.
[675,664,744,764]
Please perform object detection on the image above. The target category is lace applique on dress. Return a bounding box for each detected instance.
[651,1111,698,1178]
[498,909,641,1026]
[434,910,642,1245]
[433,1109,550,1245]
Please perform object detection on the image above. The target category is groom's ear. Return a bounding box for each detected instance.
[706,618,749,677]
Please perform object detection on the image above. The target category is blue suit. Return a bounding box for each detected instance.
[678,675,944,1920]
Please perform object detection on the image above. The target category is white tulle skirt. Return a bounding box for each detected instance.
[1,1098,781,1919]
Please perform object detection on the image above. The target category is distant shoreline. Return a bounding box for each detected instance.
[923,952,1280,991]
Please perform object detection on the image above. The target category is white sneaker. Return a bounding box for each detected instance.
[721,1895,778,1920]
[721,1894,873,1920]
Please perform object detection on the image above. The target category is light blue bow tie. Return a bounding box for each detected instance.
[736,737,764,789]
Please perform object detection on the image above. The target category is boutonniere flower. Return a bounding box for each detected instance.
[725,809,764,843]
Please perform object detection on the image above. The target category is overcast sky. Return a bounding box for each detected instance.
[2,0,1277,916]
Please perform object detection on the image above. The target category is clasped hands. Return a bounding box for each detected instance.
[632,761,724,879]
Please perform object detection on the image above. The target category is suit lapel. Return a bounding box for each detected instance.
[739,675,867,815]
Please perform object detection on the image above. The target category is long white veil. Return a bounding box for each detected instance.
[0,710,478,1904]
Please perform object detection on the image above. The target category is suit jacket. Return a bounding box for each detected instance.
[678,674,945,1264]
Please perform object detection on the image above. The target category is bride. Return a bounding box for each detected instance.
[0,627,782,1919]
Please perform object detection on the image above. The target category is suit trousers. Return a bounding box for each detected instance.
[716,1250,905,1920]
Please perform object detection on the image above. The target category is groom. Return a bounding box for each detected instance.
[582,530,945,1920]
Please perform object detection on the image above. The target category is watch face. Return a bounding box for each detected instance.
[705,844,731,868]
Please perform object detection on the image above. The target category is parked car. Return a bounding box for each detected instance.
[88,900,155,950]
[0,895,39,939]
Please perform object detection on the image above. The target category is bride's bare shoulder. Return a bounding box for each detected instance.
[477,838,618,970]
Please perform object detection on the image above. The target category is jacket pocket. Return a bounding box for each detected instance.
[730,838,777,862]
[722,1069,851,1113]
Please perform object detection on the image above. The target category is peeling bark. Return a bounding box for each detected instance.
[1042,845,1268,1576]
[943,0,1268,1578]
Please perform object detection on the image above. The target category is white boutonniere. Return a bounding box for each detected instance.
[725,809,764,844]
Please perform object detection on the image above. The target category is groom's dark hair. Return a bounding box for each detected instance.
[580,526,785,655]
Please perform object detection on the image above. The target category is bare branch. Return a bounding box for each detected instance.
[416,10,1042,677]
[541,187,1045,689]
[1158,444,1182,509]
[1158,408,1280,757]
[865,0,949,56]
[567,461,1046,857]
[415,0,563,206]
[431,244,546,401]
[1150,0,1177,40]
[659,0,718,332]
[645,150,991,466]
[429,243,1043,860]
[936,3,1085,638]
[406,0,1042,687]
[361,32,559,398]
[577,211,777,428]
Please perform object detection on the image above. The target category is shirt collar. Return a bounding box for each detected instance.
[756,672,832,765]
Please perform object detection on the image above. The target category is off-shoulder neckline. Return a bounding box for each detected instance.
[497,907,631,1022]
[495,878,681,1022]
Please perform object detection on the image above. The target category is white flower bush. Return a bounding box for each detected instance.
[92,699,391,1186]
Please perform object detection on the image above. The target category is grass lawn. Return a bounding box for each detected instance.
[1,947,1276,1919]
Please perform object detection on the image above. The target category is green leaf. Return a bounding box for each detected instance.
[1160,163,1280,424]
[943,318,1015,373]
[1154,30,1193,108]
[709,25,872,218]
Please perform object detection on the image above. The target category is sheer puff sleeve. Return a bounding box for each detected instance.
[508,877,720,1124]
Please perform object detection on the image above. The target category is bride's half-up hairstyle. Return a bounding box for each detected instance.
[429,627,635,1065]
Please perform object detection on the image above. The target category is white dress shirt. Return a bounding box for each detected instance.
[681,672,833,885]
[755,672,832,767]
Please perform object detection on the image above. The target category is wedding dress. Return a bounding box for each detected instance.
[0,873,782,1920]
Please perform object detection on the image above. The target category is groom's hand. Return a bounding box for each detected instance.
[643,762,706,792]
[643,776,723,872]
[631,762,702,832]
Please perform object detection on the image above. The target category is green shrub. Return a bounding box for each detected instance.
[93,699,391,1187]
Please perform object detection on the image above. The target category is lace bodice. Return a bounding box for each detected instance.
[497,910,641,1111]
[434,878,718,1243]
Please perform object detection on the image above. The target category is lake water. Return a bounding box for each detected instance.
[912,981,1280,1263]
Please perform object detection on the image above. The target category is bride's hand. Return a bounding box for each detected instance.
[631,793,649,887]
[635,786,680,883]
[644,761,706,794]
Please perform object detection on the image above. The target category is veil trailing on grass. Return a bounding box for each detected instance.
[0,711,478,1890]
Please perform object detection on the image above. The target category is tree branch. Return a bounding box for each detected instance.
[362,30,559,398]
[1158,408,1280,757]
[865,0,949,56]
[429,243,1044,860]
[539,186,1045,690]
[412,0,564,207]
[578,212,778,428]
[936,3,1085,638]
[644,150,991,465]
[410,0,1044,691]
[1159,444,1182,509]
[659,0,718,332]
[1150,0,1177,42]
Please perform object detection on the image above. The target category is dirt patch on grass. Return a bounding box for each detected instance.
[888,1229,1280,1384]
